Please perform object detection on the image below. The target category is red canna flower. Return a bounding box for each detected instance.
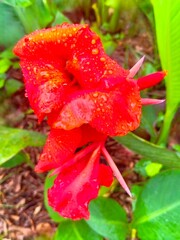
[13,23,166,220]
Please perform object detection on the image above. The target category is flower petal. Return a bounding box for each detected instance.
[13,23,86,59]
[137,71,167,90]
[20,59,77,121]
[98,164,113,187]
[66,27,129,89]
[54,80,141,136]
[35,128,82,173]
[48,146,101,220]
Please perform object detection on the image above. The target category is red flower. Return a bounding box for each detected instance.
[13,23,166,220]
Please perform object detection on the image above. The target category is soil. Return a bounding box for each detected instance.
[0,15,163,240]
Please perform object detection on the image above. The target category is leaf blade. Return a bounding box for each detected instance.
[133,169,180,240]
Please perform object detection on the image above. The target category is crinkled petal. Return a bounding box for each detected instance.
[20,59,78,121]
[35,128,82,173]
[13,23,87,121]
[66,27,129,90]
[48,146,101,220]
[13,23,86,59]
[54,80,141,136]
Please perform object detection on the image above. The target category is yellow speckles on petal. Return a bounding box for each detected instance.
[108,70,113,74]
[101,95,107,102]
[93,92,99,98]
[33,67,37,74]
[92,48,99,55]
[100,57,106,62]
[91,39,96,44]
[62,33,66,37]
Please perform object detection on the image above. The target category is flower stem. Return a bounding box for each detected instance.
[101,146,132,197]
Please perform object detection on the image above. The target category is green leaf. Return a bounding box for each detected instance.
[0,48,14,59]
[133,169,180,240]
[0,74,6,88]
[145,162,162,177]
[135,159,162,177]
[151,0,180,143]
[52,11,71,26]
[140,105,157,140]
[87,197,128,240]
[0,3,25,47]
[131,184,143,212]
[44,173,65,223]
[0,59,12,73]
[5,78,23,96]
[0,126,46,165]
[0,151,28,168]
[134,159,152,177]
[2,0,33,7]
[54,220,103,240]
[114,133,180,168]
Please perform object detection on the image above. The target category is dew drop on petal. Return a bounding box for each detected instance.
[93,92,99,98]
[100,57,106,62]
[92,48,99,55]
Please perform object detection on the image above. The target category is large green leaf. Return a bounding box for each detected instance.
[1,151,28,168]
[114,133,180,168]
[0,126,46,165]
[151,0,180,143]
[54,220,103,240]
[132,169,180,240]
[87,197,128,240]
[0,3,25,47]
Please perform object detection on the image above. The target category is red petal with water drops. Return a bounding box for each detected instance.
[54,80,141,136]
[137,71,167,90]
[35,128,82,173]
[13,24,87,121]
[20,59,78,122]
[48,146,101,220]
[66,27,129,90]
[13,23,86,59]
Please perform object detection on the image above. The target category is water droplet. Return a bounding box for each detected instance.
[92,48,99,55]
[33,67,37,73]
[24,37,29,42]
[93,92,98,98]
[100,57,106,62]
[101,95,107,102]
